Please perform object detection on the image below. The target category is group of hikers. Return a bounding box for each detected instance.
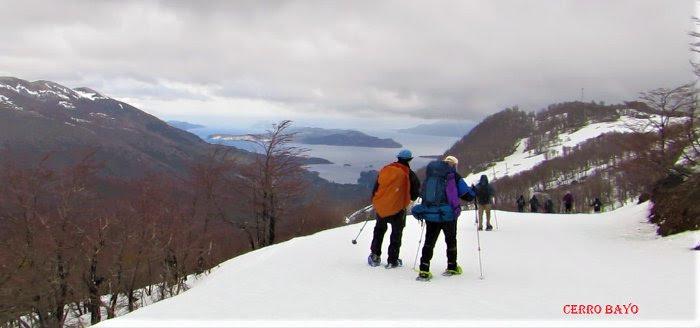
[367,149,494,281]
[366,149,604,281]
[516,192,603,213]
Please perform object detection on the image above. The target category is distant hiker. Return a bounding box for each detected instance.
[544,198,555,214]
[563,191,574,213]
[411,156,474,281]
[529,195,540,213]
[368,149,420,269]
[474,175,495,231]
[591,197,603,213]
[516,195,526,212]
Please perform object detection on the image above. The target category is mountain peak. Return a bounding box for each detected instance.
[73,87,108,100]
[0,76,111,101]
[0,76,210,177]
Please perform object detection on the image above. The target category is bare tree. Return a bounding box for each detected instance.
[637,83,695,161]
[187,147,241,272]
[691,16,700,77]
[682,16,700,167]
[680,92,699,168]
[248,120,308,247]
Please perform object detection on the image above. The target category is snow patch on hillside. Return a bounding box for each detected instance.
[59,101,76,110]
[70,117,91,124]
[38,89,72,100]
[99,203,697,326]
[89,112,114,120]
[0,83,41,96]
[0,95,23,111]
[74,89,107,100]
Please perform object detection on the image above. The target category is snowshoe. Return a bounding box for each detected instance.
[416,271,433,281]
[442,266,463,276]
[485,224,493,231]
[367,254,381,267]
[384,259,403,269]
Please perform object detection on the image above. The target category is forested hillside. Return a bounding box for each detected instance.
[445,97,697,237]
[444,107,533,174]
[0,79,369,327]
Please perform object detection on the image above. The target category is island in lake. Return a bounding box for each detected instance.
[167,120,205,130]
[302,157,334,165]
[209,127,402,148]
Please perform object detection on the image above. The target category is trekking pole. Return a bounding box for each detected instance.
[412,220,425,271]
[344,204,373,224]
[475,204,484,279]
[493,205,499,230]
[351,218,370,245]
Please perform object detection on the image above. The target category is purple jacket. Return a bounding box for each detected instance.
[446,172,461,218]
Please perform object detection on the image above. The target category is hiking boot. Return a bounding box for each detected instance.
[485,224,493,231]
[385,259,403,269]
[416,271,433,281]
[442,265,463,276]
[478,225,483,231]
[367,254,381,267]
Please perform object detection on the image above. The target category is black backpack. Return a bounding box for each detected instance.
[476,184,490,204]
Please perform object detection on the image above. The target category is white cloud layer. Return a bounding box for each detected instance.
[0,0,696,126]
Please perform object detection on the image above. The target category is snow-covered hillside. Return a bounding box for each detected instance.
[99,203,697,326]
[463,113,685,185]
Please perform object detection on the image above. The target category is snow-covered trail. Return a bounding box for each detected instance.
[100,203,697,326]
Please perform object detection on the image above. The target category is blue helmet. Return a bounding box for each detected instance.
[397,149,413,160]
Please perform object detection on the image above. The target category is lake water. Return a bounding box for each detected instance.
[189,127,459,184]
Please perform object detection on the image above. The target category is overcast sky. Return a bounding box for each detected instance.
[0,0,696,129]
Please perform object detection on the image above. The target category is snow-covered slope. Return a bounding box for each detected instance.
[463,114,684,185]
[99,203,697,326]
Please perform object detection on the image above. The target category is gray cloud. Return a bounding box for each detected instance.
[0,0,695,122]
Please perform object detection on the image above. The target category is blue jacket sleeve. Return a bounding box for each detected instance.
[457,178,474,198]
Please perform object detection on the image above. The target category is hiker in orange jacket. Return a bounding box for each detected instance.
[368,149,420,268]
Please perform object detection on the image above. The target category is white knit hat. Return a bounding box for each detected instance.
[444,155,459,166]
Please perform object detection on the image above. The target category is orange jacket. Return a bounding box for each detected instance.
[372,162,411,218]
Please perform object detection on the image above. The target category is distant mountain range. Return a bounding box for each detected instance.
[210,127,402,148]
[0,77,370,185]
[398,121,476,137]
[168,120,205,130]
[0,77,222,177]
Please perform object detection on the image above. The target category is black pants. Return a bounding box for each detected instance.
[517,205,524,212]
[565,203,572,213]
[419,220,458,272]
[370,210,406,265]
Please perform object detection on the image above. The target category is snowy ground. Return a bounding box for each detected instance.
[99,203,698,327]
